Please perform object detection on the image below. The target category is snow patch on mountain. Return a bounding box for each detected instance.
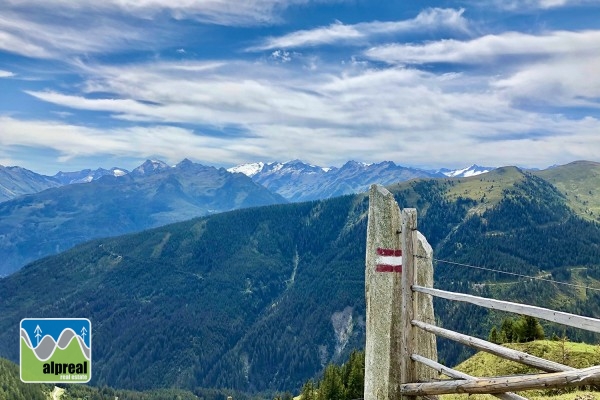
[228,162,265,177]
[53,167,130,185]
[131,160,171,176]
[441,165,494,178]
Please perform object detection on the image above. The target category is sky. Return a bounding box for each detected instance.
[1,0,600,175]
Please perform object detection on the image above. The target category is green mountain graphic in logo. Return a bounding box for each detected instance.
[20,318,91,383]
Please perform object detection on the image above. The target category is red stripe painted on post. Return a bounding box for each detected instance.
[377,248,402,256]
[375,264,402,273]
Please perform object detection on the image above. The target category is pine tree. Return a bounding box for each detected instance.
[500,318,515,343]
[301,379,317,400]
[344,351,364,400]
[515,315,545,342]
[488,326,499,344]
[318,364,344,400]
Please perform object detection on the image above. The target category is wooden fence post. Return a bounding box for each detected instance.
[401,208,417,393]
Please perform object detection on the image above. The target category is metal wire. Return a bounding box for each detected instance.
[433,258,600,293]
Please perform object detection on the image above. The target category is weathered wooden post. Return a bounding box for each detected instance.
[364,185,437,400]
[400,208,418,393]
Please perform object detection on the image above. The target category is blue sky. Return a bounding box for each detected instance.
[1,0,599,175]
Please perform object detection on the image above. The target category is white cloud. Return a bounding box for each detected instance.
[3,0,338,27]
[0,70,15,78]
[248,8,469,51]
[0,11,152,59]
[0,0,344,59]
[493,54,600,107]
[365,30,600,65]
[488,0,600,10]
[0,116,235,164]
[365,30,600,108]
[11,56,600,170]
[271,50,293,62]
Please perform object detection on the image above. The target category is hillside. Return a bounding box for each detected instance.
[299,341,600,400]
[0,159,285,275]
[0,357,232,400]
[534,161,600,223]
[1,166,600,394]
[0,357,49,400]
[443,340,600,400]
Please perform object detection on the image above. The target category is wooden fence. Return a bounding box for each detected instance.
[364,184,600,400]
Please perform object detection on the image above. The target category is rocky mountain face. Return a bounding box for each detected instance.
[230,160,447,201]
[53,167,129,185]
[0,165,61,203]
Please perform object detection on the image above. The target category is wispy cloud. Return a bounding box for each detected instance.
[0,70,15,78]
[0,116,235,164]
[365,30,600,108]
[3,0,339,27]
[0,10,154,59]
[0,0,344,60]
[2,1,599,173]
[365,30,600,65]
[12,56,600,170]
[248,8,469,51]
[488,0,600,10]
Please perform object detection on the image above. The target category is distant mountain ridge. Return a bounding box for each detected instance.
[0,159,495,204]
[228,159,469,201]
[0,165,61,202]
[54,167,128,185]
[0,159,286,275]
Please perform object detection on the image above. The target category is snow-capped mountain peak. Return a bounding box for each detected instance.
[228,162,265,177]
[53,167,130,185]
[229,160,327,178]
[131,159,171,176]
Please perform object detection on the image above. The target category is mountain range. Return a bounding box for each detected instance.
[0,159,285,275]
[1,161,599,395]
[0,159,493,204]
[0,159,492,275]
[227,160,493,202]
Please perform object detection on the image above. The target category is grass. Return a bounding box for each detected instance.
[534,161,600,222]
[439,340,600,400]
[441,391,600,400]
[444,166,526,213]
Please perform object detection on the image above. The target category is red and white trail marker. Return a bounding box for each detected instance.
[375,247,402,273]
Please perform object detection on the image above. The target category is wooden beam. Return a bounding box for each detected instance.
[400,209,418,390]
[412,286,600,334]
[400,366,600,396]
[412,320,574,373]
[411,354,528,400]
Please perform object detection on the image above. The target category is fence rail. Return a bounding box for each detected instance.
[412,285,600,334]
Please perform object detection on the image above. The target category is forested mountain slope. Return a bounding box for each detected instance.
[1,166,599,394]
[0,159,285,275]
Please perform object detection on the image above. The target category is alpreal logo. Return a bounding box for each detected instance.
[20,318,91,383]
